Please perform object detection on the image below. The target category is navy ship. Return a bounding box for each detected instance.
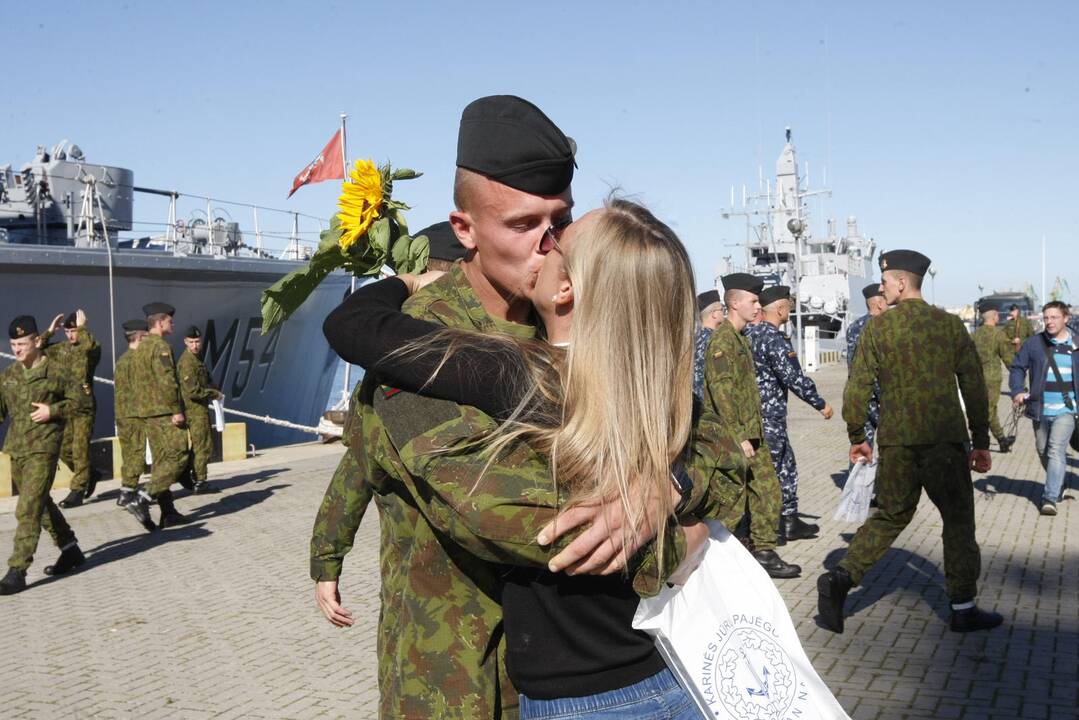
[0,141,349,448]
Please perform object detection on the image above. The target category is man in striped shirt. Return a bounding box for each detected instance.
[1009,301,1078,515]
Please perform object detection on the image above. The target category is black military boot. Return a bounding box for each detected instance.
[117,487,135,507]
[192,480,219,495]
[0,567,27,595]
[43,543,86,576]
[817,567,854,633]
[178,468,195,491]
[752,549,801,579]
[157,490,188,529]
[84,468,101,499]
[780,515,819,542]
[125,492,158,533]
[950,605,1004,633]
[58,489,84,508]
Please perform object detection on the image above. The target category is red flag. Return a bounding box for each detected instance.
[288,129,344,198]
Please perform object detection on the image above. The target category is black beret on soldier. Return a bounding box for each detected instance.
[62,312,78,329]
[457,95,577,196]
[184,325,202,339]
[697,289,721,313]
[861,283,884,300]
[8,315,37,339]
[417,221,467,263]
[759,285,793,307]
[142,302,175,317]
[720,272,765,296]
[878,249,931,277]
[121,318,149,333]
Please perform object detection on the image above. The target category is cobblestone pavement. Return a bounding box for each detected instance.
[0,363,1075,719]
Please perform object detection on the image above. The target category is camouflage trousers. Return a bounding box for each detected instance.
[59,410,95,492]
[116,417,147,489]
[186,405,213,483]
[144,415,190,497]
[840,443,981,602]
[763,416,800,517]
[984,372,1006,441]
[8,453,76,571]
[719,438,782,551]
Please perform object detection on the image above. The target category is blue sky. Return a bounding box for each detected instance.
[4,1,1076,308]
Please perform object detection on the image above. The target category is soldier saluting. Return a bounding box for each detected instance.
[177,325,222,494]
[743,284,832,543]
[124,302,189,531]
[1,316,88,595]
[818,249,1003,634]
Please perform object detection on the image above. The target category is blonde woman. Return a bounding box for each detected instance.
[326,199,717,719]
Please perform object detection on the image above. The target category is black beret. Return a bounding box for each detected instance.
[143,302,175,317]
[1008,304,1019,311]
[697,289,721,313]
[862,283,883,300]
[184,325,202,339]
[8,315,37,339]
[759,285,793,307]
[121,318,149,333]
[720,273,765,295]
[62,312,78,329]
[879,249,931,277]
[417,221,466,263]
[456,95,576,196]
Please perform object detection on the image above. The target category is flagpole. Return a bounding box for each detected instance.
[340,112,355,405]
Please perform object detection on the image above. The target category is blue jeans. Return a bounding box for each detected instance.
[1033,413,1075,503]
[518,668,704,719]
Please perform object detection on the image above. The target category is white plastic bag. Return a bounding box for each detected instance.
[633,521,851,720]
[210,398,226,432]
[834,460,876,523]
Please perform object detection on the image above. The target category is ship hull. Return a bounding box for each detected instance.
[0,244,349,449]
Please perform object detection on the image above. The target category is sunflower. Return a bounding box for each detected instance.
[336,159,384,251]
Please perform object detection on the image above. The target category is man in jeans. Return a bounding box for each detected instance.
[1009,301,1078,516]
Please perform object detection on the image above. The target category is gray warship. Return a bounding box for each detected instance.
[721,129,877,343]
[0,141,349,448]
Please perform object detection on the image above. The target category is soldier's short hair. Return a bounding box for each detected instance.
[124,330,145,342]
[426,257,456,273]
[699,301,723,322]
[980,308,998,319]
[893,269,923,290]
[1042,300,1069,316]
[147,312,170,327]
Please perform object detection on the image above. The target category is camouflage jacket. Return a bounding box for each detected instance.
[0,356,86,457]
[744,321,825,420]
[971,325,1013,382]
[131,334,183,418]
[701,320,764,443]
[1002,315,1035,345]
[178,349,217,408]
[844,298,989,449]
[113,349,138,420]
[43,327,100,413]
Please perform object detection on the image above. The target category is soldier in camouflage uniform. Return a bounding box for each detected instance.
[818,249,1003,635]
[1002,304,1034,353]
[114,318,149,506]
[971,308,1015,452]
[845,283,888,447]
[178,325,222,494]
[744,285,832,543]
[41,310,101,508]
[1,315,88,595]
[701,273,800,578]
[124,302,189,532]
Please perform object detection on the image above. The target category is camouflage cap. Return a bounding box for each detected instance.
[721,273,765,296]
[697,289,721,313]
[879,249,931,277]
[759,285,793,307]
[8,315,37,339]
[457,95,576,196]
[861,283,883,300]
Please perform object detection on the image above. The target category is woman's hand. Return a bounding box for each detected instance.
[397,270,445,295]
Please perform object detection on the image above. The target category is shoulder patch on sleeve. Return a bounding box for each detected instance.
[373,390,460,450]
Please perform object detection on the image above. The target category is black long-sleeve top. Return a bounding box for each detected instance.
[322,277,666,699]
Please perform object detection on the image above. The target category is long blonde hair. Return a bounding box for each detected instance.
[406,198,697,568]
